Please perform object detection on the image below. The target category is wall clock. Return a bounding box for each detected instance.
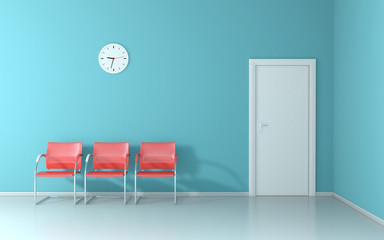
[98,43,129,74]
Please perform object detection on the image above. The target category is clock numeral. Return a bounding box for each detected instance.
[124,58,126,59]
[118,67,121,70]
[107,67,109,70]
[102,52,105,54]
[113,68,115,71]
[113,45,114,49]
[101,58,104,59]
[102,63,105,65]
[122,63,125,65]
[107,48,109,50]
[118,48,120,50]
[122,52,125,54]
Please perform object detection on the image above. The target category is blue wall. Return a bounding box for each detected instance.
[0,0,333,192]
[334,0,384,219]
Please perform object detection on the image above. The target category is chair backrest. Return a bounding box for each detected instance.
[46,142,82,170]
[93,142,129,169]
[140,142,176,169]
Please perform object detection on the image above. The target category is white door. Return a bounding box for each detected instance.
[255,64,310,196]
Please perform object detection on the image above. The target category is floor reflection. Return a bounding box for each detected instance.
[0,196,383,240]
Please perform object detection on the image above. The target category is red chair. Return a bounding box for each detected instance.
[135,142,177,204]
[84,142,129,204]
[34,142,83,205]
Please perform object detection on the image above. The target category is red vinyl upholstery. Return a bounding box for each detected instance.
[92,142,129,169]
[135,142,177,204]
[86,171,125,177]
[46,142,82,170]
[136,171,174,177]
[34,142,83,205]
[36,171,80,177]
[139,142,176,169]
[84,142,130,204]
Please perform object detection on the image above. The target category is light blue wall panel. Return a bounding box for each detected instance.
[0,0,333,192]
[334,0,384,219]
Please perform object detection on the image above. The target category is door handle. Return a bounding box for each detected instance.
[258,122,269,133]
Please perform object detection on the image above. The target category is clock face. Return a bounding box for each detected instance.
[98,43,129,74]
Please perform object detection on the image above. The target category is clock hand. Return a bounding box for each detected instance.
[114,56,126,59]
[110,58,115,68]
[107,57,115,59]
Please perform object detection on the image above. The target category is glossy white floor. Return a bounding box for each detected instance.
[0,196,383,240]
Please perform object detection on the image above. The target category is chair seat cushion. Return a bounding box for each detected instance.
[136,171,174,177]
[36,171,80,177]
[86,171,126,177]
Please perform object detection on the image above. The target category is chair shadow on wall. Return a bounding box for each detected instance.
[64,144,244,205]
[134,145,245,205]
[177,145,246,205]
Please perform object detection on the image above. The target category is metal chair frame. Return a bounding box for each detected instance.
[84,154,128,205]
[134,154,177,205]
[34,154,84,205]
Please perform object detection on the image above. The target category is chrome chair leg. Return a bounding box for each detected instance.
[134,174,137,204]
[34,174,37,204]
[124,173,127,204]
[74,174,76,204]
[174,163,177,205]
[35,196,50,205]
[73,173,84,205]
[84,174,87,204]
[174,174,177,205]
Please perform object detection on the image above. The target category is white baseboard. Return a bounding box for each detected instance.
[0,192,34,197]
[0,192,249,197]
[333,193,384,227]
[175,192,248,197]
[316,192,333,197]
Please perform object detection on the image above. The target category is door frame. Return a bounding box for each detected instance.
[249,59,316,196]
